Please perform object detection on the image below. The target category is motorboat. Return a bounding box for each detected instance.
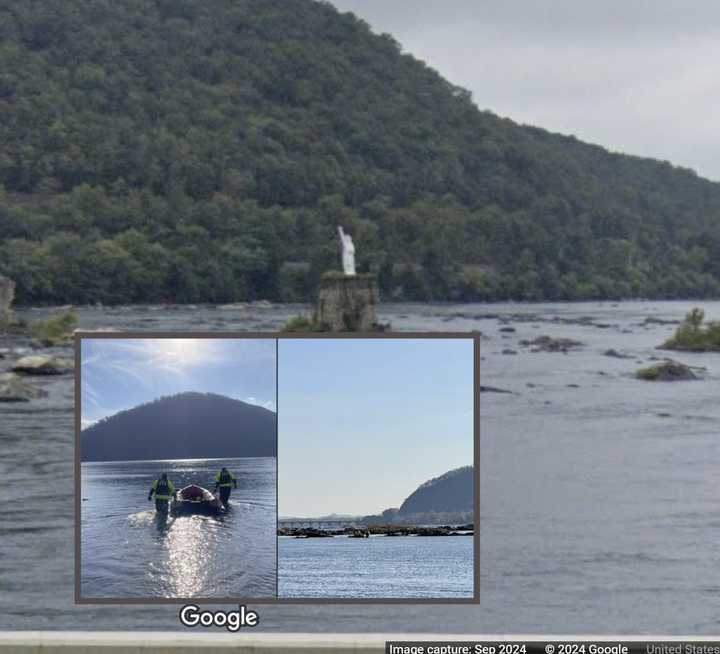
[170,484,224,516]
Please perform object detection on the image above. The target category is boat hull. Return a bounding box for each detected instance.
[170,484,225,516]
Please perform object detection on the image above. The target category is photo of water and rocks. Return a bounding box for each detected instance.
[3,0,720,638]
[278,466,474,599]
[277,338,475,599]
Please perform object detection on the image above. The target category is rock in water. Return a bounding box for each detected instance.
[11,355,74,376]
[636,359,698,381]
[480,385,513,394]
[315,273,379,331]
[0,373,48,402]
[520,335,583,352]
[604,349,633,359]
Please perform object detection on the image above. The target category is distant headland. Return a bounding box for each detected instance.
[81,391,276,462]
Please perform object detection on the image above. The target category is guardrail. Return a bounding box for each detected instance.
[2,631,391,653]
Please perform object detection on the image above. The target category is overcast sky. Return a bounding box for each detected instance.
[330,0,720,181]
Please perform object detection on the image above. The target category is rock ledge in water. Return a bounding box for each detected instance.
[480,385,513,394]
[604,348,633,359]
[636,359,698,382]
[11,355,74,376]
[520,335,583,353]
[0,373,48,402]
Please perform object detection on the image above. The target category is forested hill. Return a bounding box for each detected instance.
[81,392,276,461]
[398,467,474,515]
[2,0,720,304]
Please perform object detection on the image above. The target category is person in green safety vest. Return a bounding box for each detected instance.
[214,467,237,506]
[148,472,175,513]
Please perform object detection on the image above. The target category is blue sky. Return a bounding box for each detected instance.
[81,338,276,428]
[278,338,475,517]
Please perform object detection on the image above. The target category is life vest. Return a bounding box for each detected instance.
[153,478,174,500]
[216,470,234,487]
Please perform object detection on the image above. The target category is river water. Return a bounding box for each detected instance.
[279,535,473,598]
[2,300,720,633]
[81,458,276,599]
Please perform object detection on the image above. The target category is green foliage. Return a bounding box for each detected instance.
[661,308,720,351]
[282,314,318,332]
[635,359,697,381]
[33,308,78,345]
[2,0,720,304]
[636,364,662,381]
[686,307,705,330]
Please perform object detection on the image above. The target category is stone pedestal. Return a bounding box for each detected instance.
[314,273,379,332]
[0,275,15,326]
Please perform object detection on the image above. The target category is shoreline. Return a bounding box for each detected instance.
[278,524,474,538]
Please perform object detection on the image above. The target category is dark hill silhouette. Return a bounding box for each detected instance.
[81,392,276,461]
[398,466,474,515]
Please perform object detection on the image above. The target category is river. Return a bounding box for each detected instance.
[279,535,473,598]
[2,300,720,632]
[81,457,275,599]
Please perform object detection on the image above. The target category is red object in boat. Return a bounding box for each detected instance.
[171,484,224,515]
[180,484,206,500]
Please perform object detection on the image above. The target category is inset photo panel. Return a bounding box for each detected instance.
[277,335,478,601]
[76,336,277,601]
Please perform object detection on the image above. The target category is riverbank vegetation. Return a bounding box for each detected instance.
[636,359,698,381]
[660,308,720,352]
[3,1,720,305]
[32,309,78,345]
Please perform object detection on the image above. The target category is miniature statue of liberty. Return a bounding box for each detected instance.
[337,226,356,276]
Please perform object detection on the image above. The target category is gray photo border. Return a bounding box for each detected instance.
[74,331,480,605]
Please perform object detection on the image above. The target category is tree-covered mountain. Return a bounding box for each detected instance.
[81,391,276,461]
[361,466,474,525]
[398,466,474,515]
[2,0,720,304]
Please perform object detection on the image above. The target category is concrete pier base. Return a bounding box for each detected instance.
[314,273,380,332]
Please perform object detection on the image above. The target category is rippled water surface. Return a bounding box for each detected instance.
[279,535,473,598]
[81,458,275,599]
[3,301,720,632]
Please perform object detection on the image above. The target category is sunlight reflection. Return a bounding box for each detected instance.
[162,515,214,598]
[144,338,213,370]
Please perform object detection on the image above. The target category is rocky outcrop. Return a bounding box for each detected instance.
[520,335,583,352]
[11,355,74,376]
[314,273,380,331]
[0,275,15,325]
[480,385,513,394]
[0,373,48,402]
[290,528,334,538]
[604,349,633,359]
[636,359,698,381]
